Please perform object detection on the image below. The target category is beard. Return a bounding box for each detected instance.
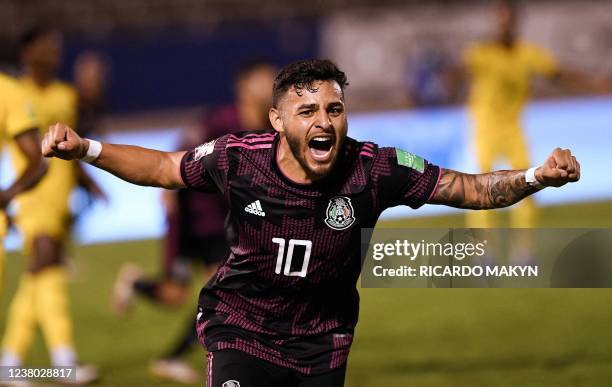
[285,130,337,180]
[285,131,326,179]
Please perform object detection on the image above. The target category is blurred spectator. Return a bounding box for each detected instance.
[405,45,456,107]
[73,51,110,137]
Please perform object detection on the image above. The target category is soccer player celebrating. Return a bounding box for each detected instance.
[42,59,580,386]
[0,26,102,384]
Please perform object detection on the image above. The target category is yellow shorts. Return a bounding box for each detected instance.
[468,121,537,228]
[472,125,531,171]
[15,208,71,254]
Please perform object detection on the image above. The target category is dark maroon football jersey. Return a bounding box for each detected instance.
[180,130,441,375]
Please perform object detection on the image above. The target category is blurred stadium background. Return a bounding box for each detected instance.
[1,0,611,386]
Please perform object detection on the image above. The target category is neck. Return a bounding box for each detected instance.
[25,67,53,87]
[497,34,516,48]
[276,135,315,184]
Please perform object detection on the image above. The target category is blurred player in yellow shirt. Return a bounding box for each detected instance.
[0,26,102,384]
[0,74,47,296]
[463,0,608,229]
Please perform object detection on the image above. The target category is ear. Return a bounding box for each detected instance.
[269,108,284,134]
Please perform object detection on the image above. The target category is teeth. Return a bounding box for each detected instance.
[313,137,331,142]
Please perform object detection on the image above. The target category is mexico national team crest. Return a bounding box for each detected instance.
[325,196,356,230]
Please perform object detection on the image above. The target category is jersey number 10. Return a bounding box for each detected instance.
[272,238,312,278]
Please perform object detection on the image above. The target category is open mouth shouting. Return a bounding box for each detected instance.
[308,134,335,163]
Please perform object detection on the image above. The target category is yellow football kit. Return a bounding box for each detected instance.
[464,40,558,228]
[2,78,78,361]
[0,73,38,292]
[10,78,78,250]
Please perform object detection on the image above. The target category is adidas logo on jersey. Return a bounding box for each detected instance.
[245,200,266,217]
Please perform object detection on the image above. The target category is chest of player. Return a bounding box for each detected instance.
[26,87,74,130]
[225,178,375,282]
[227,178,376,232]
[480,50,534,91]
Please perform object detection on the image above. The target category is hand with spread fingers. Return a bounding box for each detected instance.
[42,122,89,161]
[535,147,581,187]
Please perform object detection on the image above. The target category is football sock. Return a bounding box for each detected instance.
[50,345,77,367]
[163,318,198,359]
[1,273,37,359]
[34,266,75,357]
[133,278,160,300]
[0,350,22,367]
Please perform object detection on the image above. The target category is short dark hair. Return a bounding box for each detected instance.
[18,24,56,52]
[272,59,348,107]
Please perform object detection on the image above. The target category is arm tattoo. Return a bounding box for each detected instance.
[429,168,539,209]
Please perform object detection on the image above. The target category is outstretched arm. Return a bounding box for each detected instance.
[429,148,580,209]
[429,169,538,209]
[552,68,612,95]
[42,123,186,189]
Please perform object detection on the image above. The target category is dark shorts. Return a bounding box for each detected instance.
[205,349,347,387]
[165,236,229,283]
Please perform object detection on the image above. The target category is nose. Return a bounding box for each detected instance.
[314,110,332,130]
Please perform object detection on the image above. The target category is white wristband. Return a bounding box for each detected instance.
[525,167,545,189]
[80,139,102,163]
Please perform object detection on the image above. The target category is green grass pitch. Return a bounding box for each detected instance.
[1,200,611,386]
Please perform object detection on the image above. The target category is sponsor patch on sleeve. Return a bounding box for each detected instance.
[395,148,425,173]
[194,139,217,161]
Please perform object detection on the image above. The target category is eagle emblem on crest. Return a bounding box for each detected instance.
[325,196,356,230]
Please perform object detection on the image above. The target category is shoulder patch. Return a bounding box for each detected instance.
[194,139,217,161]
[395,148,424,173]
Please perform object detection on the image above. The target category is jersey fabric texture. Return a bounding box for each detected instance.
[181,130,441,375]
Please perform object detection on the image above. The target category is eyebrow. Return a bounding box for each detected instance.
[296,103,318,110]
